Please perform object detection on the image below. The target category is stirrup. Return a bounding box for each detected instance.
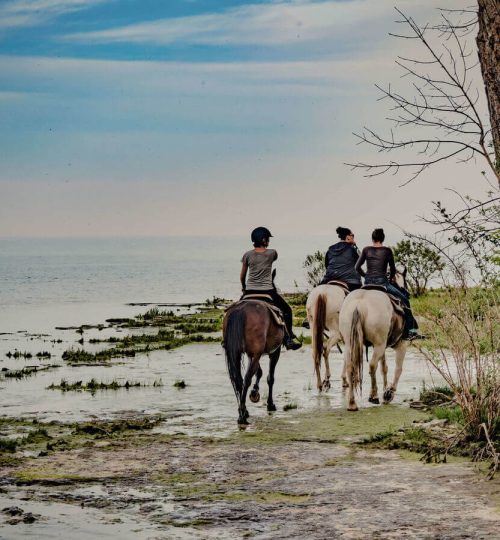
[408,333,426,341]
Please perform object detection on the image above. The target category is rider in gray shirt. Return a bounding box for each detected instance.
[240,227,301,350]
[241,248,277,291]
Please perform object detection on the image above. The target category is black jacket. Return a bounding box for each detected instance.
[322,242,361,285]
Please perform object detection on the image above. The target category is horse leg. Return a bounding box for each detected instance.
[322,333,337,391]
[310,324,323,392]
[266,349,280,412]
[384,342,408,403]
[343,345,358,411]
[339,337,348,388]
[381,353,388,392]
[368,345,385,405]
[249,366,263,403]
[341,360,348,388]
[238,355,260,424]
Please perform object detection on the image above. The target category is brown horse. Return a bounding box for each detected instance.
[223,300,285,425]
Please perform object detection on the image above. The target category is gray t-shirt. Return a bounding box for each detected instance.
[241,249,278,291]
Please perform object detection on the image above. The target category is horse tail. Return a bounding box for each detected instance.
[350,307,364,393]
[224,309,246,399]
[312,294,327,372]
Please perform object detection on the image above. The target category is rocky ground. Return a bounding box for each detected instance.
[1,406,498,539]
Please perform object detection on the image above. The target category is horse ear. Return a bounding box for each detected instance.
[402,265,407,277]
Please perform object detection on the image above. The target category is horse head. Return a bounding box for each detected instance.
[394,265,407,290]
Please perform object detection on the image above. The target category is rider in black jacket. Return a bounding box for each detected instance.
[321,227,362,291]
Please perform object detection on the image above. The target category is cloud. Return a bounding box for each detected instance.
[0,54,394,101]
[0,0,109,29]
[63,0,442,47]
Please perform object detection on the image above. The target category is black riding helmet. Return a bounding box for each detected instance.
[251,227,273,244]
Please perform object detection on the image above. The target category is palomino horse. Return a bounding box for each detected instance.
[339,272,408,411]
[306,283,348,391]
[223,299,285,425]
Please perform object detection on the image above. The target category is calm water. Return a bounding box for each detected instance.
[0,235,331,333]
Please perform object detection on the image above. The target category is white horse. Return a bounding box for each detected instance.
[306,283,349,391]
[339,272,408,411]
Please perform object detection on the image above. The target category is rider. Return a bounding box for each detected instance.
[240,227,302,351]
[355,228,422,340]
[320,226,362,291]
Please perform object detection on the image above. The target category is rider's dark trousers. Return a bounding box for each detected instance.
[243,289,294,337]
[347,283,362,292]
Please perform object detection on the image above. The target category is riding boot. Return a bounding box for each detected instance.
[282,324,301,350]
[284,335,302,350]
[401,308,412,340]
[401,308,424,340]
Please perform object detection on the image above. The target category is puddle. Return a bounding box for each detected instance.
[0,490,161,539]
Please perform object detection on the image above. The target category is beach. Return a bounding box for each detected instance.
[1,237,498,538]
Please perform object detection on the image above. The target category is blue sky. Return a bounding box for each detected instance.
[0,0,493,238]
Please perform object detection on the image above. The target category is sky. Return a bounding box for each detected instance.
[0,0,496,240]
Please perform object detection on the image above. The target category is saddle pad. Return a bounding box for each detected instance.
[361,284,387,292]
[388,295,405,316]
[387,312,404,348]
[225,299,285,327]
[240,293,273,302]
[326,280,350,295]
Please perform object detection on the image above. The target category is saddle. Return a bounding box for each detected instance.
[326,280,350,295]
[225,295,285,327]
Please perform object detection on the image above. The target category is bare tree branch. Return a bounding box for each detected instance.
[348,6,500,186]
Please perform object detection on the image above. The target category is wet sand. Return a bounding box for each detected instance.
[1,405,499,539]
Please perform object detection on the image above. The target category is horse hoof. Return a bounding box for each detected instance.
[342,380,349,388]
[267,403,277,412]
[383,389,395,403]
[347,405,358,412]
[321,380,331,392]
[368,397,380,405]
[238,418,249,425]
[249,390,260,403]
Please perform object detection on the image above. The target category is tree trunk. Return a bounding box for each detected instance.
[476,0,500,178]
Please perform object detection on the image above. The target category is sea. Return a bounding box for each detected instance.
[0,235,332,333]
